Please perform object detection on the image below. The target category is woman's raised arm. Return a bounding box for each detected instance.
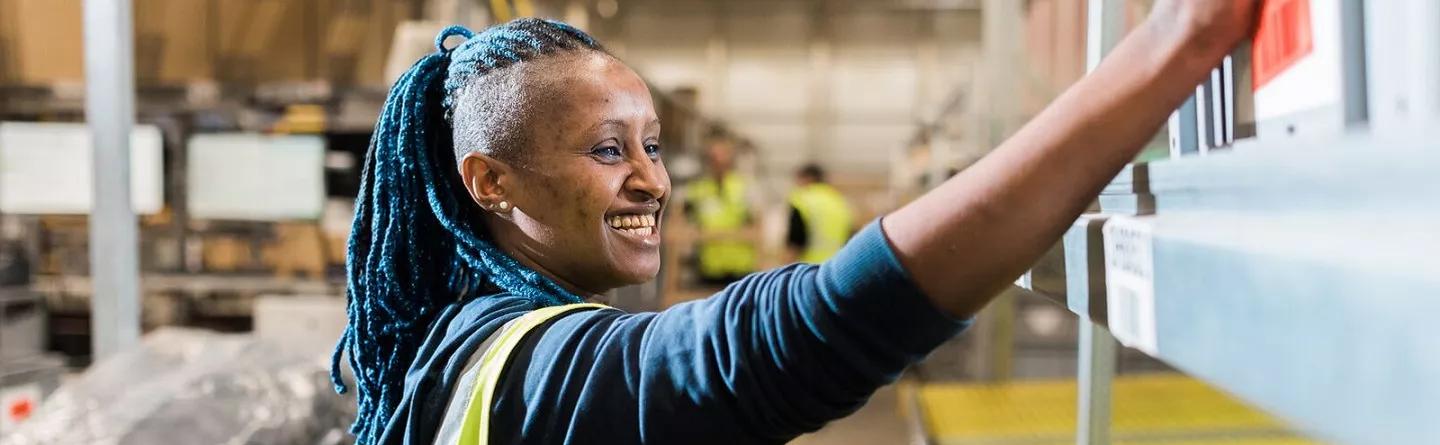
[884,0,1258,318]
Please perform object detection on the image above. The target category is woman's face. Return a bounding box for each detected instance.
[465,52,669,296]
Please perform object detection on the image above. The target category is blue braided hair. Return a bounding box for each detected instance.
[331,18,605,444]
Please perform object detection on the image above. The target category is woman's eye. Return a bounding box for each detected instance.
[644,144,662,158]
[592,146,623,160]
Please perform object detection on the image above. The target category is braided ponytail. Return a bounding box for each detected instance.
[331,19,604,444]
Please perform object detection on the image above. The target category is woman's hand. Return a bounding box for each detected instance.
[1146,0,1261,71]
[883,0,1258,318]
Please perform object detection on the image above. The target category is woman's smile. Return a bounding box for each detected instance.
[604,207,662,247]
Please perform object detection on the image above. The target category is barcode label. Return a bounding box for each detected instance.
[1103,216,1158,354]
[1253,0,1314,90]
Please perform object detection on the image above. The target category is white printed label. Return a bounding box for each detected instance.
[1102,216,1159,354]
[1253,0,1343,121]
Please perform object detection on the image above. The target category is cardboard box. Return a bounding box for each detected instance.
[215,0,311,83]
[0,0,208,85]
[0,1,12,80]
[135,0,213,83]
[216,0,416,85]
[264,222,327,280]
[318,0,415,85]
[3,0,84,85]
[0,0,415,86]
[202,235,255,272]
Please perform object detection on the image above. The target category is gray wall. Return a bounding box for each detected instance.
[584,0,984,184]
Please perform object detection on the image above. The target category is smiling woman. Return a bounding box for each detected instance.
[335,2,1258,444]
[455,48,668,293]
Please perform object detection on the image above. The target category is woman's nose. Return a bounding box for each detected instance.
[624,155,667,201]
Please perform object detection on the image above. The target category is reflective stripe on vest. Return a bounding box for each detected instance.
[454,303,609,445]
[788,183,853,264]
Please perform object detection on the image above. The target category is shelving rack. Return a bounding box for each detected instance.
[1013,1,1440,444]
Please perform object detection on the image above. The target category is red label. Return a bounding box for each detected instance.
[1251,0,1313,90]
[7,398,32,423]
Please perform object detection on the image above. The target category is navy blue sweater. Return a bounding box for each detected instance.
[383,220,969,444]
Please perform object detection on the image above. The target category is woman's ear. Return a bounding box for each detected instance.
[460,152,511,213]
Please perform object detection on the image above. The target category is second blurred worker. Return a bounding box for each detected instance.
[786,164,854,263]
[684,138,757,286]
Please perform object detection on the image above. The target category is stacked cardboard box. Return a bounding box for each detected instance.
[0,0,417,87]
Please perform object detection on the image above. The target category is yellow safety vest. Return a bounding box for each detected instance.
[788,183,853,264]
[454,303,608,445]
[686,173,756,277]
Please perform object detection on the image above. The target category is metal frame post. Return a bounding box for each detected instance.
[1077,320,1117,445]
[1085,0,1126,72]
[977,0,1027,386]
[1078,0,1126,444]
[84,0,142,360]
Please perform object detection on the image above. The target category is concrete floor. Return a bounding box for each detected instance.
[791,385,914,445]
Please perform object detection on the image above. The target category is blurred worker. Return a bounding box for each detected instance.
[785,164,854,263]
[336,3,1259,444]
[683,137,756,285]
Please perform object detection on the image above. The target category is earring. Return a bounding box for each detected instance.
[497,201,510,211]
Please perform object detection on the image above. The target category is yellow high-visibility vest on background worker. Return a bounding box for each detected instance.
[687,173,756,278]
[788,183,853,264]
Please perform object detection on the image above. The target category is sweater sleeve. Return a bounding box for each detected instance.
[488,219,970,444]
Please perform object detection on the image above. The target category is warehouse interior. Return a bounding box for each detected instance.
[0,0,1434,444]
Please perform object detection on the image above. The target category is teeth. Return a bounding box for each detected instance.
[608,213,658,230]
